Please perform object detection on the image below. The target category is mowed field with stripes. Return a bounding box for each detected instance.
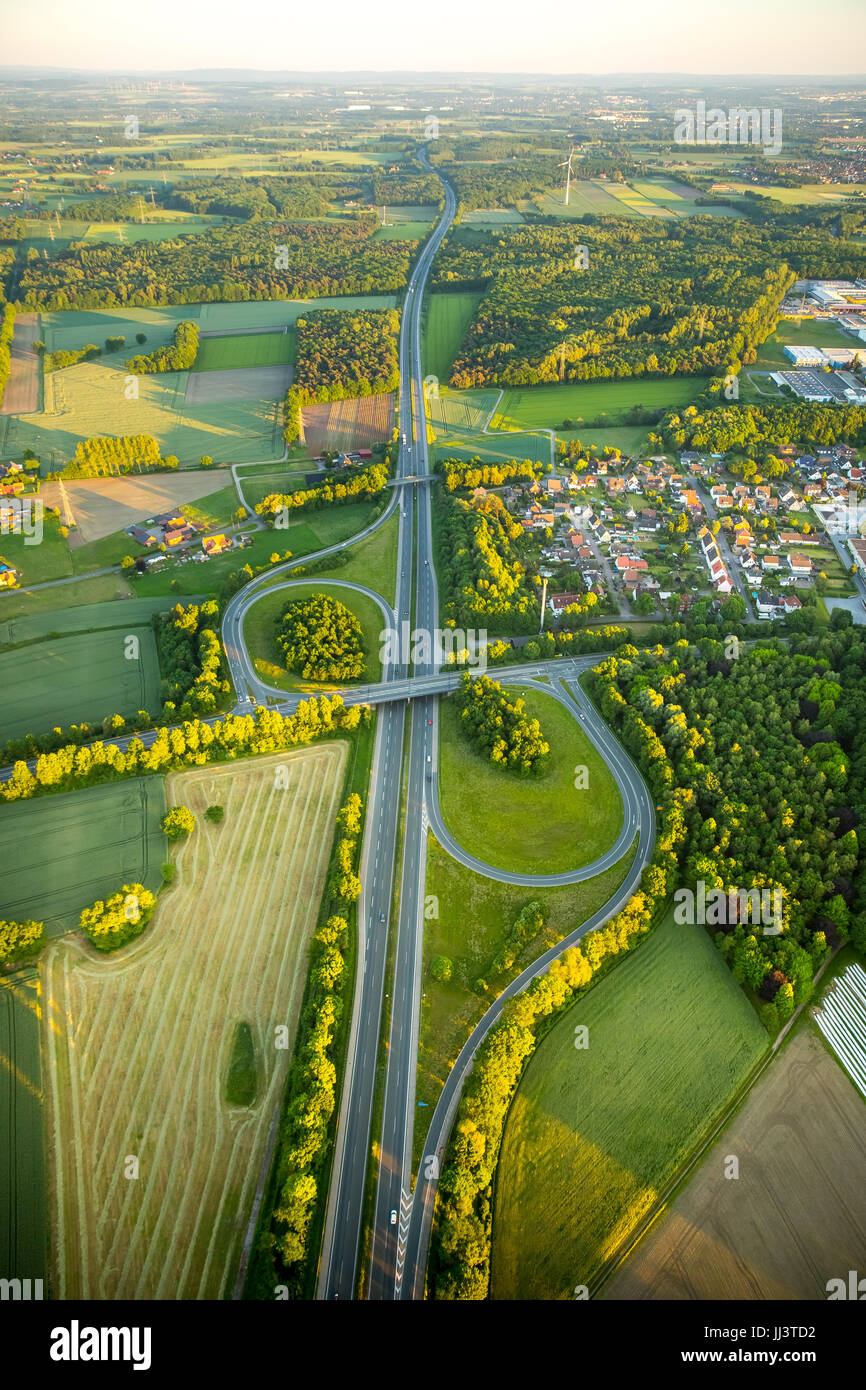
[42,745,347,1299]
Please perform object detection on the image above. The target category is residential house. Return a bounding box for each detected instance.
[787,552,813,575]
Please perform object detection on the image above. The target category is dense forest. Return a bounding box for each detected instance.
[437,491,540,634]
[155,600,229,718]
[431,217,793,387]
[15,219,414,309]
[276,593,366,682]
[588,639,861,1028]
[662,398,866,455]
[283,306,400,443]
[164,175,332,221]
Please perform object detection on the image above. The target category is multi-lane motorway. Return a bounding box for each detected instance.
[3,147,656,1302]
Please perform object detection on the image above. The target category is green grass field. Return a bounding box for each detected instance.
[242,581,384,691]
[490,909,769,1299]
[0,776,167,939]
[424,293,483,384]
[493,378,709,431]
[257,507,399,606]
[193,331,294,374]
[225,1021,258,1107]
[0,595,200,649]
[0,625,161,741]
[0,970,45,1285]
[0,572,135,622]
[437,686,622,874]
[415,836,637,1163]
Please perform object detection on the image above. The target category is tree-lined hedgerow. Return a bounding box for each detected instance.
[126,319,199,374]
[49,433,174,479]
[155,600,230,718]
[276,592,366,683]
[456,672,550,773]
[256,462,389,519]
[0,303,15,407]
[1,696,370,804]
[263,792,365,1290]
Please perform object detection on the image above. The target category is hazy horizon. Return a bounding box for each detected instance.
[2,0,865,77]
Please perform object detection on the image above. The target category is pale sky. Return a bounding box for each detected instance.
[2,0,865,75]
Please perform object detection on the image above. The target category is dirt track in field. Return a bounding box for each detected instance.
[42,745,347,1299]
[602,1029,866,1301]
[0,314,40,415]
[301,392,394,454]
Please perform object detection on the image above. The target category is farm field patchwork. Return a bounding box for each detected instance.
[1,362,284,469]
[602,1021,866,1300]
[43,746,347,1299]
[0,624,161,741]
[437,685,623,875]
[0,778,166,939]
[490,910,768,1300]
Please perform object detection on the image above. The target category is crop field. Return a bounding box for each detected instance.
[492,378,709,431]
[531,177,742,221]
[437,686,622,874]
[371,221,429,241]
[1,361,284,469]
[193,330,293,374]
[0,970,46,1285]
[242,580,384,691]
[42,746,347,1299]
[0,778,166,940]
[460,208,525,226]
[41,470,238,546]
[0,314,41,416]
[490,910,768,1300]
[183,363,293,406]
[301,392,394,454]
[424,293,483,384]
[718,181,866,205]
[0,624,161,742]
[427,388,499,435]
[0,595,198,648]
[602,1022,866,1300]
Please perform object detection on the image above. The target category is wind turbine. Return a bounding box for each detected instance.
[558,146,575,206]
